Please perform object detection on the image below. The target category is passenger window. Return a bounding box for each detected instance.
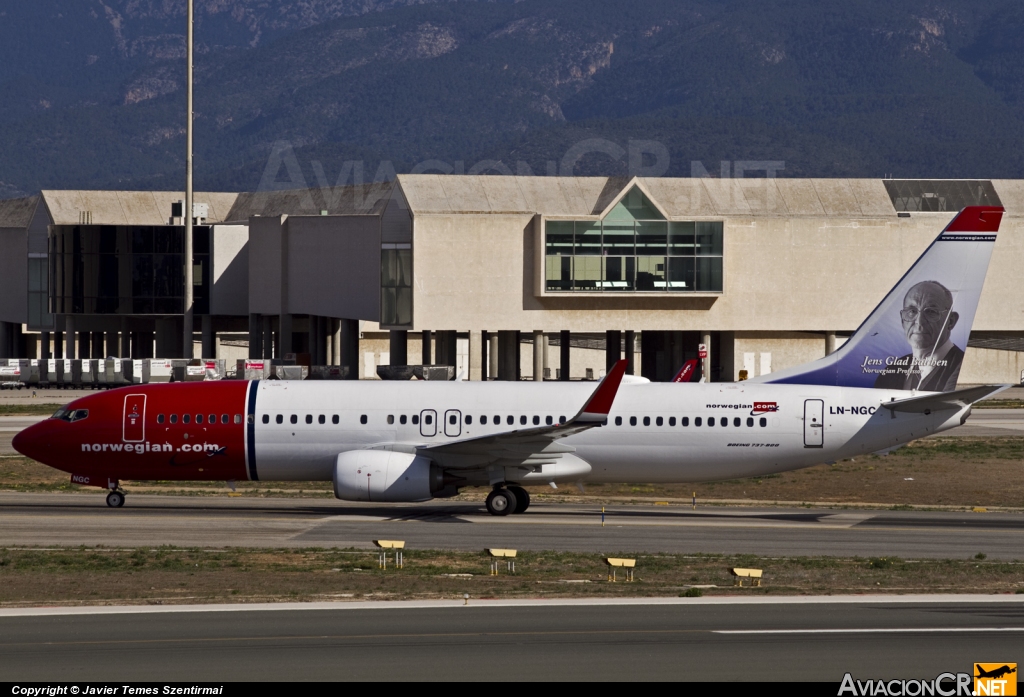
[520,415,527,425]
[760,417,767,427]
[234,414,242,424]
[276,414,283,424]
[708,417,715,427]
[629,416,637,426]
[360,415,368,425]
[332,415,339,425]
[466,415,473,425]
[546,416,553,426]
[494,416,500,425]
[559,416,566,424]
[747,417,754,427]
[388,415,395,425]
[533,415,540,426]
[246,414,254,425]
[449,414,457,425]
[262,414,269,424]
[183,414,191,424]
[669,417,676,426]
[734,417,741,427]
[682,417,689,427]
[481,416,488,425]
[221,414,228,424]
[400,415,407,425]
[615,416,622,426]
[290,415,297,424]
[694,417,702,427]
[305,415,312,424]
[157,414,165,424]
[413,415,419,425]
[507,416,514,426]
[643,416,650,426]
[424,414,432,425]
[196,414,204,424]
[318,415,325,425]
[170,414,178,424]
[209,414,216,424]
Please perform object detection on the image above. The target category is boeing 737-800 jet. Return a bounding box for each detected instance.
[13,206,1008,515]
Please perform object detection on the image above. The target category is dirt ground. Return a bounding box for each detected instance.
[0,547,1020,607]
[3,436,1022,508]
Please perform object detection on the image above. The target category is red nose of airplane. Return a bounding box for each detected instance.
[12,420,52,463]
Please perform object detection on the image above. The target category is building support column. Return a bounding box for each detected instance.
[701,331,712,383]
[64,317,75,359]
[0,321,10,360]
[120,318,130,358]
[54,331,64,359]
[279,314,293,357]
[104,331,117,358]
[340,319,359,380]
[79,332,91,359]
[488,333,498,380]
[330,319,341,365]
[248,314,262,359]
[559,330,570,381]
[497,331,517,381]
[263,317,273,359]
[41,332,51,361]
[421,330,432,366]
[201,315,215,358]
[389,329,408,367]
[825,331,836,356]
[532,330,544,381]
[469,330,483,381]
[435,331,457,367]
[606,330,621,372]
[624,330,635,375]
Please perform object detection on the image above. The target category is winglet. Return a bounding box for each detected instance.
[575,359,628,423]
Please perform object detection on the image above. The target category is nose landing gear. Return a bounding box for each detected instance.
[105,480,126,508]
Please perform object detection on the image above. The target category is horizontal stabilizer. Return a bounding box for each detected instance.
[881,384,1011,414]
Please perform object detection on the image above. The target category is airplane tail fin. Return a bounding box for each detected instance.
[757,206,1003,392]
[672,359,699,383]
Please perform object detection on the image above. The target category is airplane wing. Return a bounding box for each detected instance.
[418,359,628,469]
[880,384,1010,414]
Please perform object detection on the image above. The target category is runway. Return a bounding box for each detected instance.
[4,492,1024,559]
[2,597,1022,680]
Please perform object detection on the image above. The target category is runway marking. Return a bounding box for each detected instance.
[1,594,1022,617]
[717,628,1024,635]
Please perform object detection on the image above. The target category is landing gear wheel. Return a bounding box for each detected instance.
[106,490,125,508]
[485,488,517,516]
[507,486,530,513]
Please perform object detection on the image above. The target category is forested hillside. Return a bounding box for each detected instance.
[2,0,1023,197]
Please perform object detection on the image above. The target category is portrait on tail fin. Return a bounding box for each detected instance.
[873,280,965,391]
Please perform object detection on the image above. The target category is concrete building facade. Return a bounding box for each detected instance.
[0,176,1022,385]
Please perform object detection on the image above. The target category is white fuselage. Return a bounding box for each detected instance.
[249,379,963,484]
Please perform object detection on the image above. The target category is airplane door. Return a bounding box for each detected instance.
[444,410,461,437]
[804,399,824,448]
[420,409,437,437]
[123,394,146,443]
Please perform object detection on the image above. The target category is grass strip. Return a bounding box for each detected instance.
[0,547,1020,607]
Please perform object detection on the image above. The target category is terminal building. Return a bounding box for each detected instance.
[0,176,1022,384]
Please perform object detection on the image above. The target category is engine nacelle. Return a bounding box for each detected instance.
[333,450,455,502]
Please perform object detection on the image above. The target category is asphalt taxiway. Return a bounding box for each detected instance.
[3,492,1023,559]
[2,597,1022,681]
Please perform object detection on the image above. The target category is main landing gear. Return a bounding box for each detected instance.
[485,485,530,516]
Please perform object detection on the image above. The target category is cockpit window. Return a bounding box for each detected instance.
[52,407,88,422]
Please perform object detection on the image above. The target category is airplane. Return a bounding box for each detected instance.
[672,359,699,383]
[976,666,1017,680]
[13,205,1008,515]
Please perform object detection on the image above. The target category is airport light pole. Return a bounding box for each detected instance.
[182,0,194,359]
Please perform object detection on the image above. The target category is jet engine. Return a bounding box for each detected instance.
[333,450,459,502]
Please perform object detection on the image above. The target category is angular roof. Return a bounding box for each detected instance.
[395,175,899,218]
[0,195,39,229]
[225,182,393,221]
[39,191,241,226]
